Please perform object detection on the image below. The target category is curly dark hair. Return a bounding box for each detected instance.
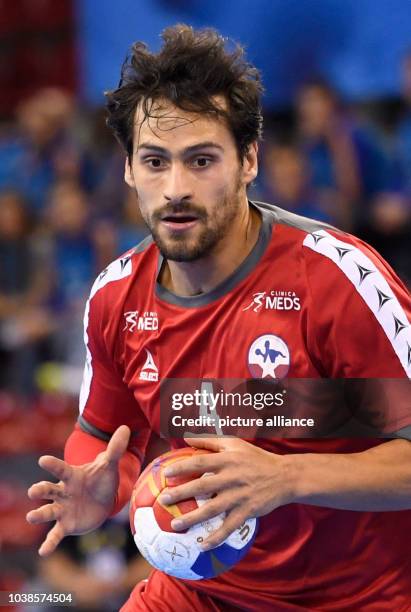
[105,24,263,162]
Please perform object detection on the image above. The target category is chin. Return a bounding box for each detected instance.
[152,227,214,262]
[157,234,220,261]
[159,244,208,262]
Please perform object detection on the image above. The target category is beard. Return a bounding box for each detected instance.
[139,177,243,262]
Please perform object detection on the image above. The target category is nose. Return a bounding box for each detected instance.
[163,163,193,204]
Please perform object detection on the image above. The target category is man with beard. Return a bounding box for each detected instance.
[27,25,411,611]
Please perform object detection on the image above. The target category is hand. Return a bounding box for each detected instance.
[26,425,130,557]
[158,437,295,550]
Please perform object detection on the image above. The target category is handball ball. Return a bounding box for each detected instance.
[129,447,258,580]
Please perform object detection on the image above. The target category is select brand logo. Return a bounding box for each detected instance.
[139,349,158,382]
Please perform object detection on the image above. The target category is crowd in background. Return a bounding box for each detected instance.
[1,56,411,397]
[0,89,148,397]
[0,83,151,610]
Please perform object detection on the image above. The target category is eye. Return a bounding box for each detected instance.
[191,156,213,168]
[144,157,167,169]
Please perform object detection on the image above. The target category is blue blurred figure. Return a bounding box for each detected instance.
[41,180,116,367]
[261,139,334,224]
[296,79,390,229]
[0,89,79,217]
[393,52,411,194]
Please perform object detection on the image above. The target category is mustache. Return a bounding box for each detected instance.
[152,202,208,222]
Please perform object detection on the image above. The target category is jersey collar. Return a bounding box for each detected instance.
[155,201,275,308]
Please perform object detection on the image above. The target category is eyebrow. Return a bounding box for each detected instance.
[136,141,224,155]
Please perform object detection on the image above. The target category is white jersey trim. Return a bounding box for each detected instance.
[303,230,411,378]
[79,254,133,414]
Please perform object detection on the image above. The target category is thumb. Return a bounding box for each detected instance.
[183,434,235,452]
[105,425,131,463]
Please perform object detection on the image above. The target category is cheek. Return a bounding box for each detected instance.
[204,180,226,200]
[131,188,150,223]
[201,171,236,200]
[131,178,156,209]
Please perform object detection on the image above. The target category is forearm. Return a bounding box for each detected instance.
[288,439,411,511]
[64,426,140,514]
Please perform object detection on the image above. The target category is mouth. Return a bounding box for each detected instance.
[160,213,200,231]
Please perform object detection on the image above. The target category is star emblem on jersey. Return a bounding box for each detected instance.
[99,268,108,281]
[139,348,159,381]
[334,246,352,261]
[393,314,408,339]
[120,255,132,271]
[375,287,392,311]
[407,343,411,367]
[247,334,290,379]
[355,263,374,285]
[311,232,325,246]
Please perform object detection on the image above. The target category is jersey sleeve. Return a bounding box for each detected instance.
[78,269,151,460]
[302,229,411,437]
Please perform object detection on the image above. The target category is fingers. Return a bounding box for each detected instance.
[28,481,66,502]
[105,425,131,463]
[169,492,235,532]
[200,507,248,550]
[159,473,222,505]
[183,436,229,452]
[26,502,62,525]
[38,523,66,557]
[163,453,223,478]
[38,456,73,483]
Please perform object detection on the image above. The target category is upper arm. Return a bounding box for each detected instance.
[303,229,411,438]
[303,229,411,378]
[79,268,151,460]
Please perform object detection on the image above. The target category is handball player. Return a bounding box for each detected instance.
[27,25,411,611]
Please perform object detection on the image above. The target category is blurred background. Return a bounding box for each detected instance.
[0,0,410,609]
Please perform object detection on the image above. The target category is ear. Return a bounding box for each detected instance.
[124,158,135,189]
[241,142,258,186]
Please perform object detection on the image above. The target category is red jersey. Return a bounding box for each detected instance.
[79,202,411,611]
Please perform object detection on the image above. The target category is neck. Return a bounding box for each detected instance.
[159,200,261,297]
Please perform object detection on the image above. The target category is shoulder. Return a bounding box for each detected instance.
[253,200,338,251]
[88,234,155,305]
[300,223,409,303]
[256,201,411,372]
[254,201,408,295]
[84,234,156,349]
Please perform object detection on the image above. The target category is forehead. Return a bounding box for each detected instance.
[133,98,235,151]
